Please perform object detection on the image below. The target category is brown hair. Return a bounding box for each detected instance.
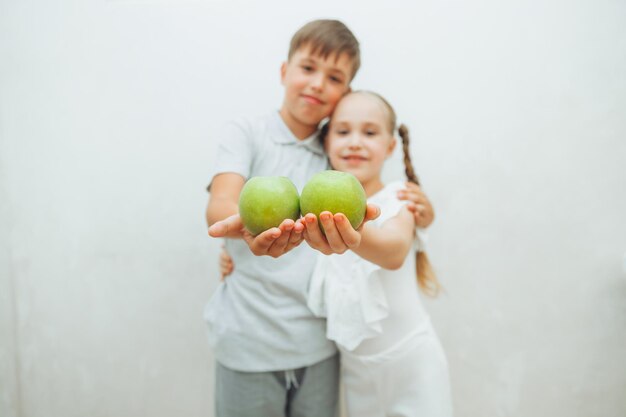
[324,91,442,297]
[288,19,361,80]
[397,124,441,297]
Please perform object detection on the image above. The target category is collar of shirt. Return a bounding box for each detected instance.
[269,111,325,156]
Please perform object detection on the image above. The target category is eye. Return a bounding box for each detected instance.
[301,65,314,72]
[365,129,377,136]
[329,75,344,84]
[335,128,349,136]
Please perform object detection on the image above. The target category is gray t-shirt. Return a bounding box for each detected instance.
[204,110,336,372]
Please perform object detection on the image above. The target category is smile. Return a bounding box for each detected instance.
[301,95,323,105]
[342,156,367,162]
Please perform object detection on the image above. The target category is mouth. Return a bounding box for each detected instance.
[342,155,368,162]
[301,94,324,105]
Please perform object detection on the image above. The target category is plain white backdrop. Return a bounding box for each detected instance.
[1,1,625,416]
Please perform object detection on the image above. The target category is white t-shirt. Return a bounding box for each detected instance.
[205,111,336,372]
[308,181,431,356]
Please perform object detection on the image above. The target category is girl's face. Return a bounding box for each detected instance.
[325,93,396,196]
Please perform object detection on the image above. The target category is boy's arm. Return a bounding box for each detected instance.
[206,173,245,230]
[207,173,305,257]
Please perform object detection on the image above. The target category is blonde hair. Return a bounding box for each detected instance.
[323,91,442,297]
[288,19,361,80]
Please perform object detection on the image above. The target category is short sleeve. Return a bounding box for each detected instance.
[207,119,255,190]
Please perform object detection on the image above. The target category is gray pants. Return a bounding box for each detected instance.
[215,354,339,417]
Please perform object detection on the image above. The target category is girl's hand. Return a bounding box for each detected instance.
[300,203,380,255]
[209,215,304,258]
[397,182,434,228]
[219,246,234,281]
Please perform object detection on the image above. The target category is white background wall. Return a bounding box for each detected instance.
[1,0,625,416]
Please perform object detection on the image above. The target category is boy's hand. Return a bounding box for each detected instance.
[243,219,305,258]
[209,215,304,258]
[219,245,234,281]
[397,182,434,228]
[208,213,246,238]
[300,203,380,255]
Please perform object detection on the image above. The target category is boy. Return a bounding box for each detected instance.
[206,20,434,417]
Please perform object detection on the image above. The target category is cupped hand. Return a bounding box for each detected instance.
[243,218,305,258]
[209,215,304,258]
[300,203,380,255]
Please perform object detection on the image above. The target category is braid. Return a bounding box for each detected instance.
[397,123,442,297]
[398,124,420,186]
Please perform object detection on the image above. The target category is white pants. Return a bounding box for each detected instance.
[340,328,453,417]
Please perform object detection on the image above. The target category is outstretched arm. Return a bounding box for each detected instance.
[352,206,415,270]
[206,173,304,257]
[206,173,244,231]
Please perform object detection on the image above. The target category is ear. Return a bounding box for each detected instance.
[280,62,287,85]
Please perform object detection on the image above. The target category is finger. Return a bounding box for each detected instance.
[285,234,304,252]
[267,220,295,257]
[334,213,361,249]
[363,204,380,223]
[293,218,305,233]
[219,258,231,272]
[320,212,347,253]
[405,181,423,193]
[245,227,281,255]
[303,213,332,254]
[414,204,431,227]
[220,266,232,280]
[397,188,424,205]
[219,258,233,270]
[219,250,232,263]
[286,220,305,250]
[208,214,244,238]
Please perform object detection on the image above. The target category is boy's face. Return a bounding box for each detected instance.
[280,45,353,139]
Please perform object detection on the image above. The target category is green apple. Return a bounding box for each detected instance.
[238,176,300,236]
[300,170,367,232]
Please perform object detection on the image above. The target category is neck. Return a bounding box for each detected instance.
[362,178,384,197]
[278,108,318,140]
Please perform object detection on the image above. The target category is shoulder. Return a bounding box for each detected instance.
[370,181,410,224]
[222,112,267,135]
[218,112,277,149]
[384,180,407,195]
[370,181,407,205]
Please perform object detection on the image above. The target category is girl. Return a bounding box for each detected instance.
[301,91,453,417]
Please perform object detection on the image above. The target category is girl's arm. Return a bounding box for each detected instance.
[351,206,416,270]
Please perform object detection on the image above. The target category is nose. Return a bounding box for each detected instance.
[347,132,362,149]
[310,72,325,92]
